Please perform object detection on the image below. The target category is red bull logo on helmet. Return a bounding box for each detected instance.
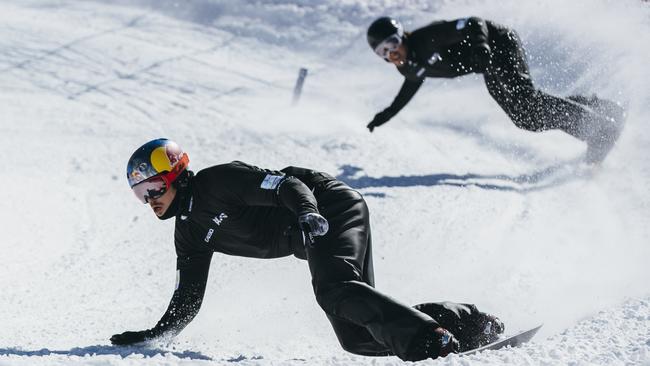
[126,138,188,188]
[150,143,182,174]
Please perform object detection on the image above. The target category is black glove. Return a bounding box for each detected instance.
[298,212,329,247]
[367,110,392,132]
[110,329,153,346]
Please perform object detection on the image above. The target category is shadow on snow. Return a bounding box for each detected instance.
[337,159,589,194]
[0,345,212,361]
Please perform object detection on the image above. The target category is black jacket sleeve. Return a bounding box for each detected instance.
[377,77,424,123]
[147,253,213,338]
[206,162,319,217]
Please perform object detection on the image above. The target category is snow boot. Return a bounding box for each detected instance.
[405,326,459,360]
[412,302,505,352]
[458,311,505,351]
[434,327,461,357]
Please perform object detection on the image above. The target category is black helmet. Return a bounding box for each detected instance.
[367,17,404,50]
[126,138,189,203]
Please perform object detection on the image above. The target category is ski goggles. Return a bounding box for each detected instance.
[374,34,402,61]
[132,175,168,204]
[131,153,189,204]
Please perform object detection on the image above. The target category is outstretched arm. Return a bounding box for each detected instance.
[110,253,212,345]
[368,77,424,132]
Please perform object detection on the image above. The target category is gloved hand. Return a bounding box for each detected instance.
[367,111,392,132]
[298,212,329,246]
[110,330,152,346]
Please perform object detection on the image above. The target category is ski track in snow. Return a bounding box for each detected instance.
[1,0,649,365]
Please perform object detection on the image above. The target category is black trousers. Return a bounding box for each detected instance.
[483,24,593,137]
[306,180,484,361]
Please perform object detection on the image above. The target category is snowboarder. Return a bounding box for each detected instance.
[111,138,505,361]
[366,16,625,163]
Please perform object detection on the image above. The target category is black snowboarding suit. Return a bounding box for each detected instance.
[143,161,494,361]
[372,17,624,161]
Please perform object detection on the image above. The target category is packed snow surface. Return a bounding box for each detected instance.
[1,0,649,365]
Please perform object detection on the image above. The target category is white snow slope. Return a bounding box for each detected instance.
[1,0,649,365]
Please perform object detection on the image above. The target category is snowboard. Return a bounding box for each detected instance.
[460,324,543,356]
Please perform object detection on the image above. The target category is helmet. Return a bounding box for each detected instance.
[367,17,404,50]
[126,138,189,203]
